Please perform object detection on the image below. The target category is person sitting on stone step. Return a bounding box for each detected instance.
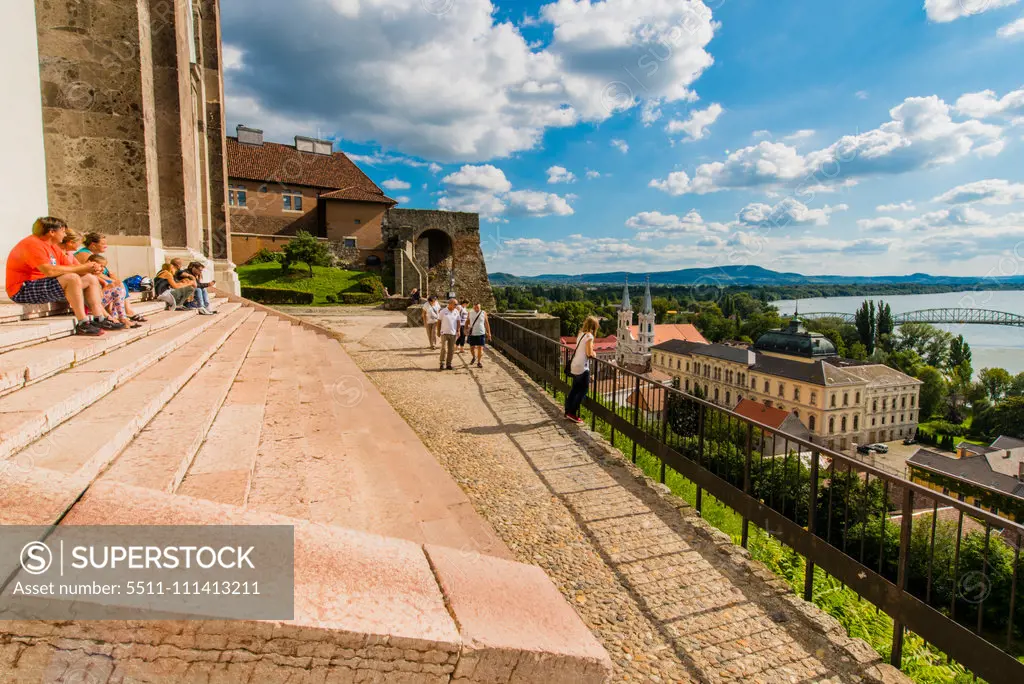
[87,254,138,328]
[153,262,197,311]
[74,232,147,324]
[5,217,123,336]
[181,261,216,314]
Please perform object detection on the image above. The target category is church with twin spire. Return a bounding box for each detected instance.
[615,277,658,373]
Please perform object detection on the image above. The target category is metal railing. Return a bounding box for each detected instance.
[489,314,1024,684]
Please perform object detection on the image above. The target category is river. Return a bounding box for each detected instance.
[772,290,1024,376]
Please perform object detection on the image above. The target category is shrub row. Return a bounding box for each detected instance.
[241,286,314,305]
[246,248,284,265]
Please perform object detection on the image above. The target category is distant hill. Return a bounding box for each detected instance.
[488,267,1024,287]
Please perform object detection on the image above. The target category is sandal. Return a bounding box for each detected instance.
[129,314,147,322]
[129,322,142,329]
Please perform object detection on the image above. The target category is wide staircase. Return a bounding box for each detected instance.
[0,296,611,683]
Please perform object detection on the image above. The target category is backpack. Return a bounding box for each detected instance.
[124,275,152,292]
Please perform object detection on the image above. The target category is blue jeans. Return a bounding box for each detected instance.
[190,287,210,309]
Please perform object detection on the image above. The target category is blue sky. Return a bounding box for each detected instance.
[221,0,1024,277]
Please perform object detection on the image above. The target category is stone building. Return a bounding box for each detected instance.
[652,319,922,452]
[2,0,238,292]
[615,278,657,372]
[907,440,1024,522]
[384,208,494,309]
[225,126,397,266]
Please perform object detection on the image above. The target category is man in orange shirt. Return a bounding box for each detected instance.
[5,217,120,336]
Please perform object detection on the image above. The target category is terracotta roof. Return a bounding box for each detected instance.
[732,398,790,429]
[320,187,397,204]
[226,137,395,204]
[561,335,617,352]
[630,323,708,345]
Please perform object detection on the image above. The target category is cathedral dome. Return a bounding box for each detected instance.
[754,318,837,359]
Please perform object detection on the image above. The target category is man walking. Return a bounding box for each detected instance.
[437,298,460,370]
[421,295,441,349]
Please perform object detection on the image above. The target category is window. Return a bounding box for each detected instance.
[900,414,904,423]
[685,379,690,391]
[853,415,859,430]
[763,399,771,407]
[809,415,816,431]
[901,396,906,409]
[881,416,886,425]
[793,409,800,418]
[725,391,731,404]
[843,392,849,407]
[354,219,362,225]
[872,417,876,426]
[830,394,836,408]
[810,392,817,405]
[793,387,801,402]
[841,416,847,432]
[751,377,757,389]
[872,399,877,412]
[778,383,785,398]
[685,362,690,372]
[714,388,719,401]
[855,392,861,404]
[283,190,303,212]
[677,359,681,370]
[228,184,247,208]
[882,398,888,411]
[343,238,357,248]
[910,396,915,408]
[764,380,770,393]
[829,417,835,434]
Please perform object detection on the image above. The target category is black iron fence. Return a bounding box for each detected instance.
[489,314,1024,683]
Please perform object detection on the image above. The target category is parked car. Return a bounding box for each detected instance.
[903,437,917,445]
[870,443,889,453]
[857,444,874,455]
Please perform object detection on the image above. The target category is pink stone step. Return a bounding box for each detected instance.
[14,307,253,484]
[174,319,279,505]
[0,303,241,459]
[101,311,267,493]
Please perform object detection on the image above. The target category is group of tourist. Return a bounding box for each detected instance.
[421,295,491,370]
[5,217,216,337]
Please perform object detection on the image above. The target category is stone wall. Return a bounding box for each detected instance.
[384,209,494,309]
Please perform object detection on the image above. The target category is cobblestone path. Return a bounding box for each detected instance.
[299,309,894,684]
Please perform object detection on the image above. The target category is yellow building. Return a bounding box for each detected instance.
[652,319,922,452]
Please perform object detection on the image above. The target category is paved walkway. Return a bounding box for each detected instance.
[293,308,884,684]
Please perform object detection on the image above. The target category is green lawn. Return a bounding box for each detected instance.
[236,263,365,305]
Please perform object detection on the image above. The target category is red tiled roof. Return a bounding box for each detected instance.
[226,137,395,204]
[561,335,617,352]
[732,399,790,429]
[320,187,397,205]
[629,324,707,345]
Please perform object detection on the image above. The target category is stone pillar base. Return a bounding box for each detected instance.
[213,259,241,296]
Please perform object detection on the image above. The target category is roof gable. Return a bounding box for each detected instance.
[733,398,790,429]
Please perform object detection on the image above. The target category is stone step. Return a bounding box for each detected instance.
[174,316,280,505]
[0,298,222,395]
[96,311,268,493]
[0,303,241,460]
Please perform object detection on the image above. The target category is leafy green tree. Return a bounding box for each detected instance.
[894,322,952,367]
[887,348,922,375]
[651,296,673,323]
[947,334,972,378]
[854,300,876,354]
[820,328,847,357]
[978,367,1012,401]
[876,300,894,351]
[848,342,869,361]
[916,366,947,420]
[1009,372,1024,397]
[281,230,333,277]
[547,300,594,337]
[986,397,1024,439]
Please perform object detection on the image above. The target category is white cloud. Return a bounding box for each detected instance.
[737,199,848,228]
[876,201,916,212]
[585,169,601,179]
[855,90,869,100]
[506,190,575,217]
[998,17,1024,36]
[428,162,443,174]
[436,164,573,218]
[382,178,411,190]
[649,93,1005,195]
[752,129,772,139]
[224,0,718,162]
[546,165,577,184]
[395,195,411,204]
[641,100,663,126]
[924,0,1019,23]
[665,103,723,141]
[858,217,906,232]
[955,88,1024,121]
[934,179,1024,205]
[783,129,816,141]
[346,151,442,171]
[611,139,629,154]
[625,209,729,239]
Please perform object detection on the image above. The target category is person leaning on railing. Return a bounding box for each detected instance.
[564,316,599,425]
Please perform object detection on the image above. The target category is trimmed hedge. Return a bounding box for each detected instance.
[339,292,378,305]
[245,248,284,265]
[241,286,314,305]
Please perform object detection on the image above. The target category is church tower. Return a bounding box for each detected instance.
[638,277,656,353]
[616,278,634,365]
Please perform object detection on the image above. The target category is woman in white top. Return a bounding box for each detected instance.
[466,303,491,368]
[564,316,599,424]
[455,300,470,351]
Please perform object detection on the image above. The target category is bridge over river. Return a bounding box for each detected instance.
[797,307,1024,327]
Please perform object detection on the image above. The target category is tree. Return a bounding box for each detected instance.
[854,300,876,355]
[820,328,847,357]
[547,301,594,337]
[978,367,1012,401]
[888,348,922,376]
[893,322,952,367]
[948,334,973,378]
[876,300,894,351]
[281,231,332,277]
[848,342,869,361]
[986,397,1024,439]
[916,366,947,420]
[1010,372,1024,398]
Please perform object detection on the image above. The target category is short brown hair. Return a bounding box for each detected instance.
[83,232,105,249]
[60,228,83,247]
[32,217,67,237]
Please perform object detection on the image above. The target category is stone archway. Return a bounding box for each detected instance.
[415,229,453,270]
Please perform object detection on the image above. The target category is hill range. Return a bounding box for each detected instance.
[488,265,1024,287]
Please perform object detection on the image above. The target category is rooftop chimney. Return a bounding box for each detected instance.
[237,125,264,146]
[295,136,333,155]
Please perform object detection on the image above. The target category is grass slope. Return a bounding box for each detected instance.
[237,263,365,305]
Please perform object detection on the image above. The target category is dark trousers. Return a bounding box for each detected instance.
[564,369,590,417]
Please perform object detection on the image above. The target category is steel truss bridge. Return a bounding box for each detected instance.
[797,308,1024,327]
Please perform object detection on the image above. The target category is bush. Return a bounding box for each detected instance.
[339,292,378,305]
[281,231,333,277]
[241,286,314,305]
[325,294,337,303]
[246,248,283,265]
[928,419,967,437]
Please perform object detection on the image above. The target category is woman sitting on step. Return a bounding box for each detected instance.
[153,262,197,311]
[87,255,138,329]
[74,232,147,323]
